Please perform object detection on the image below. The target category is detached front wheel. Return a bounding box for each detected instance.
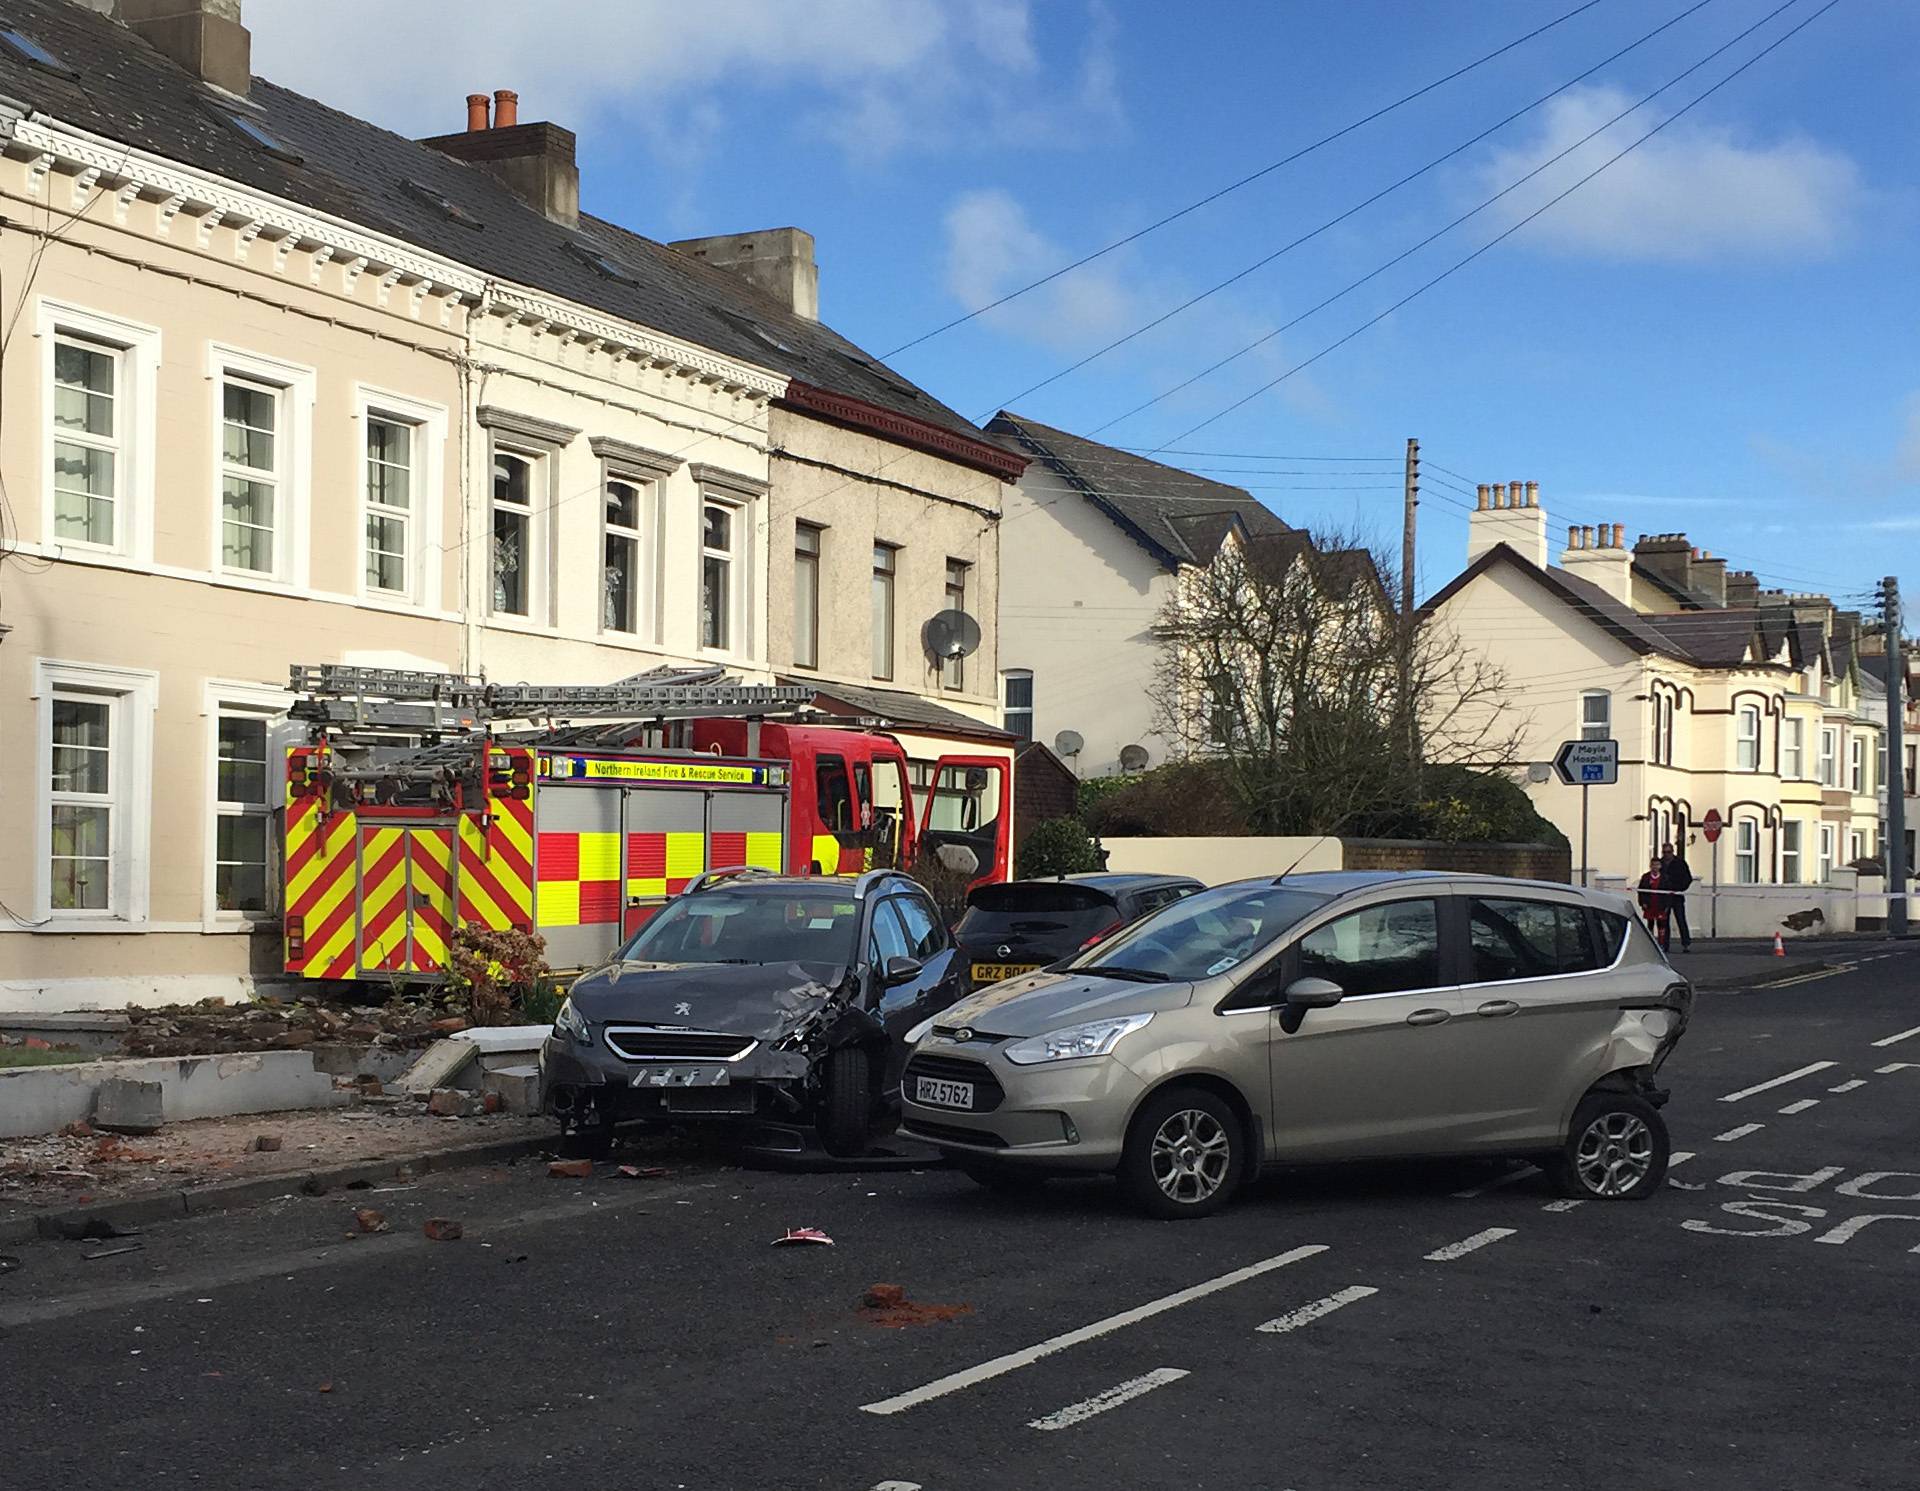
[1547,1091,1668,1199]
[819,1046,874,1157]
[1119,1086,1244,1220]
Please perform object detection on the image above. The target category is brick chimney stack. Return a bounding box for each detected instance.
[422,90,578,230]
[120,0,251,96]
[1465,475,1549,568]
[1560,515,1634,603]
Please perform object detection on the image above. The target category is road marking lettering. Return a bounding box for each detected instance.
[858,1245,1327,1416]
[1835,1172,1920,1201]
[1871,1025,1920,1048]
[1451,1165,1537,1199]
[1256,1286,1378,1334]
[1425,1227,1516,1262]
[1542,1199,1585,1212]
[1670,1151,1696,1166]
[1718,1061,1836,1103]
[1779,1099,1820,1115]
[1828,1080,1866,1093]
[1812,1215,1920,1248]
[1028,1368,1190,1432]
[1875,1062,1916,1075]
[1713,1123,1765,1142]
[1720,1166,1844,1193]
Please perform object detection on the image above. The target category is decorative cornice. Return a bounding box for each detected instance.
[2,114,786,398]
[589,435,682,477]
[688,462,769,500]
[477,406,580,448]
[780,380,1027,482]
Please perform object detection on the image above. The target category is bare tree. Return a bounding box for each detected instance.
[1148,528,1523,836]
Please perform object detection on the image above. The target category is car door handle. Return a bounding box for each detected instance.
[1405,1008,1451,1027]
[1475,1000,1520,1018]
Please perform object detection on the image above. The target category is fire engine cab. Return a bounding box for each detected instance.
[279,664,1010,985]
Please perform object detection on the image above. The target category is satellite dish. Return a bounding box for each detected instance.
[1526,761,1553,784]
[922,609,983,662]
[1119,743,1150,772]
[1054,730,1084,758]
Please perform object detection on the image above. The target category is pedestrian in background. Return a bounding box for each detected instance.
[1637,856,1671,951]
[1660,841,1694,951]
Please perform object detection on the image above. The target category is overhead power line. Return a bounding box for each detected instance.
[1142,0,1841,451]
[1100,0,1803,438]
[882,0,1607,359]
[986,0,1723,415]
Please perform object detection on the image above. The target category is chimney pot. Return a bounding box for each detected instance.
[1525,479,1539,508]
[1476,483,1490,510]
[1612,523,1625,548]
[466,93,490,132]
[1507,481,1523,506]
[1580,525,1595,549]
[493,89,519,128]
[1567,524,1581,550]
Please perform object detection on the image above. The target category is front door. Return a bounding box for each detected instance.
[1264,897,1473,1160]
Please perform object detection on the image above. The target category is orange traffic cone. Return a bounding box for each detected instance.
[1772,931,1785,957]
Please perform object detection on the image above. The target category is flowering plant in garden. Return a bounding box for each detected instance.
[444,924,550,1026]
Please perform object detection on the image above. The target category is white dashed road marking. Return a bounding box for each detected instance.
[1452,1165,1538,1199]
[1719,1062,1836,1103]
[1779,1099,1820,1115]
[858,1245,1327,1416]
[1714,1123,1765,1142]
[1875,1062,1916,1075]
[1028,1368,1189,1431]
[1256,1286,1378,1334]
[1871,1025,1920,1048]
[1542,1200,1585,1212]
[1425,1228,1516,1262]
[872,1483,922,1490]
[1829,1080,1866,1093]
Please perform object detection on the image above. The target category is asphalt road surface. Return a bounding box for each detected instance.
[4,943,1918,1491]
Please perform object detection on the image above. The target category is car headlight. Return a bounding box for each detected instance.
[905,1015,936,1047]
[1003,1012,1153,1066]
[553,997,591,1047]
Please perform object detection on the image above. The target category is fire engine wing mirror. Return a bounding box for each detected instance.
[882,955,924,987]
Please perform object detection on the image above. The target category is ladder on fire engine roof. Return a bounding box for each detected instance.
[287,662,817,734]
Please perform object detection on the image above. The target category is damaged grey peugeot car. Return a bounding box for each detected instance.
[540,868,963,1158]
[900,871,1691,1218]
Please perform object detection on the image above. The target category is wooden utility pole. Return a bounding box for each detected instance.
[1399,437,1419,767]
[1883,575,1908,936]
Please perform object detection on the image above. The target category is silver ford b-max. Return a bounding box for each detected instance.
[900,871,1691,1219]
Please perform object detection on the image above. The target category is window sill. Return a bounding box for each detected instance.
[24,917,151,935]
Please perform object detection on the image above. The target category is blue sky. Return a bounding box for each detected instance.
[250,0,1916,606]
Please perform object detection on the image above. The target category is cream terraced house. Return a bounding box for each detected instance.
[1426,483,1883,921]
[0,0,1018,1008]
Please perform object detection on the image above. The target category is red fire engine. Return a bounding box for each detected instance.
[280,664,1010,983]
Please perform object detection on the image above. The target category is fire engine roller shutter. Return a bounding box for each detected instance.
[536,784,624,971]
[709,791,784,874]
[623,787,706,904]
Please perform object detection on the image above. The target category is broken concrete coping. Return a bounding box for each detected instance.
[0,1051,349,1140]
[449,1025,552,1054]
[399,1026,549,1097]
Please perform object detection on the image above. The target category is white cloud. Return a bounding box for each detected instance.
[939,189,1331,424]
[1467,85,1863,262]
[246,0,1118,164]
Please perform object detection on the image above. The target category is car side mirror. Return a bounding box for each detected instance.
[1283,976,1345,1008]
[883,955,924,987]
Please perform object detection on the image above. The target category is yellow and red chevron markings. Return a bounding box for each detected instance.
[284,789,359,980]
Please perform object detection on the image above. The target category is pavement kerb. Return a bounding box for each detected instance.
[1690,955,1836,992]
[0,1130,555,1248]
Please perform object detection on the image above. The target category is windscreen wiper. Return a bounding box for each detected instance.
[1074,965,1172,982]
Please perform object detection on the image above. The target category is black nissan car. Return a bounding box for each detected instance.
[953,873,1203,992]
[540,868,963,1157]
